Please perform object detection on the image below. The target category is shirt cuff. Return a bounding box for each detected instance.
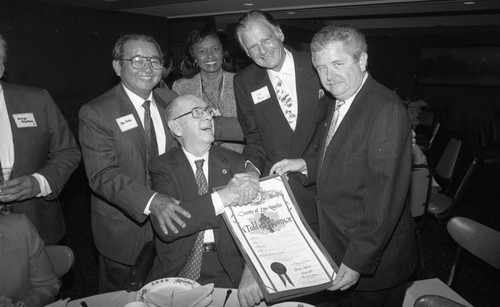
[245,160,261,176]
[211,192,225,215]
[32,173,52,197]
[143,192,158,215]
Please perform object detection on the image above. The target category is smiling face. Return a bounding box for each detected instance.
[239,20,286,72]
[168,95,214,156]
[112,40,162,100]
[191,35,223,76]
[312,41,367,101]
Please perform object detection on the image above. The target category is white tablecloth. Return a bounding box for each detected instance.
[47,288,261,307]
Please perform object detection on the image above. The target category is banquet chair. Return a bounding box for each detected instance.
[410,164,433,272]
[415,108,442,153]
[45,245,74,278]
[432,138,462,195]
[427,156,478,218]
[124,240,156,292]
[414,295,467,307]
[446,216,500,286]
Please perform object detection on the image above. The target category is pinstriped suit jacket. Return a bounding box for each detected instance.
[78,84,177,265]
[314,75,417,291]
[2,81,80,244]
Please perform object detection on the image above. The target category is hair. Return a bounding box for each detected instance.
[311,25,367,62]
[112,34,163,62]
[183,28,222,79]
[0,34,7,63]
[235,10,280,50]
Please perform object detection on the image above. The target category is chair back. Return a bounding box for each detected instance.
[414,295,467,307]
[410,165,433,218]
[447,217,500,269]
[45,245,74,278]
[434,138,462,190]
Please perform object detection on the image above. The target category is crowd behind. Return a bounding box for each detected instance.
[0,9,423,307]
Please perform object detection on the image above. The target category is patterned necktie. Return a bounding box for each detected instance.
[274,76,297,131]
[322,100,345,163]
[142,100,158,161]
[178,159,207,280]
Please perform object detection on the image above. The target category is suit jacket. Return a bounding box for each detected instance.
[173,71,244,153]
[234,48,329,230]
[2,81,81,244]
[0,214,60,303]
[149,146,245,287]
[313,75,416,291]
[78,84,177,265]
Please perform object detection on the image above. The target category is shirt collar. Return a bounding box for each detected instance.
[342,72,368,105]
[121,83,154,109]
[268,48,295,79]
[182,147,209,165]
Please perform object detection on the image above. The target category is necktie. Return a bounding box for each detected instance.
[142,100,158,161]
[274,76,297,131]
[322,100,345,163]
[178,159,207,280]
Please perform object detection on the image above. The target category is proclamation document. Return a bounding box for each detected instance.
[222,175,337,302]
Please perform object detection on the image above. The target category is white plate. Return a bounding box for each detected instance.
[136,277,200,302]
[271,302,315,307]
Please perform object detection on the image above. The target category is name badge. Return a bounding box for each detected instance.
[251,86,271,104]
[116,114,138,132]
[12,113,37,128]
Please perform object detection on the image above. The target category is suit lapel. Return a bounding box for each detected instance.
[115,85,147,156]
[251,66,295,137]
[318,76,373,183]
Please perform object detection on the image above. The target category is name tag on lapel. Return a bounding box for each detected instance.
[116,114,138,132]
[251,86,271,104]
[12,113,37,128]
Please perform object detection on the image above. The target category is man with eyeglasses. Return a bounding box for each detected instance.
[79,34,189,292]
[148,94,258,289]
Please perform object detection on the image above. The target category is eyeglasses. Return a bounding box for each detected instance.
[121,56,163,70]
[172,106,215,120]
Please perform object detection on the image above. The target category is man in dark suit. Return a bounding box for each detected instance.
[0,34,81,245]
[79,34,190,292]
[233,10,329,236]
[273,25,416,306]
[149,94,258,289]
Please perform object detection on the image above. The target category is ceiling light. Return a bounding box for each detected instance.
[243,3,254,6]
[463,1,475,4]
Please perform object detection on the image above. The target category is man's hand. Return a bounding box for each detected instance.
[328,263,360,291]
[270,159,307,176]
[149,194,190,235]
[238,265,265,307]
[0,175,41,202]
[219,173,259,206]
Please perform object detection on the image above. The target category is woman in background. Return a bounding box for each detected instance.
[173,28,243,152]
[0,214,60,307]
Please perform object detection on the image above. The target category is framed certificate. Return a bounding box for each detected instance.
[222,175,337,302]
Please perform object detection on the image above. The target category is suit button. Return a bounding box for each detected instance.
[270,151,275,157]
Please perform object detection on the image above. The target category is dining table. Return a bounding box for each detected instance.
[46,288,268,307]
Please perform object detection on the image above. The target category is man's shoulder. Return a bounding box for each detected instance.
[235,62,261,81]
[211,146,246,165]
[80,85,121,111]
[2,82,49,97]
[150,146,182,170]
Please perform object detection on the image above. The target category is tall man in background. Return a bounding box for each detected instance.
[274,25,416,306]
[0,34,81,245]
[79,34,189,292]
[233,10,328,234]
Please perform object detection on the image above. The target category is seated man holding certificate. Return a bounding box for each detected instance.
[149,94,259,289]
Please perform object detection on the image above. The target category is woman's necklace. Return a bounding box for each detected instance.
[200,71,224,116]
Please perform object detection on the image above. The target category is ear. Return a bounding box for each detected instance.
[359,52,368,72]
[276,27,285,43]
[168,120,182,137]
[112,60,122,76]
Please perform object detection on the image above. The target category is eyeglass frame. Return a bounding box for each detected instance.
[172,106,216,121]
[120,55,164,70]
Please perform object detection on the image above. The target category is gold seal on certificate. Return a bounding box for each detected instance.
[222,175,338,303]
